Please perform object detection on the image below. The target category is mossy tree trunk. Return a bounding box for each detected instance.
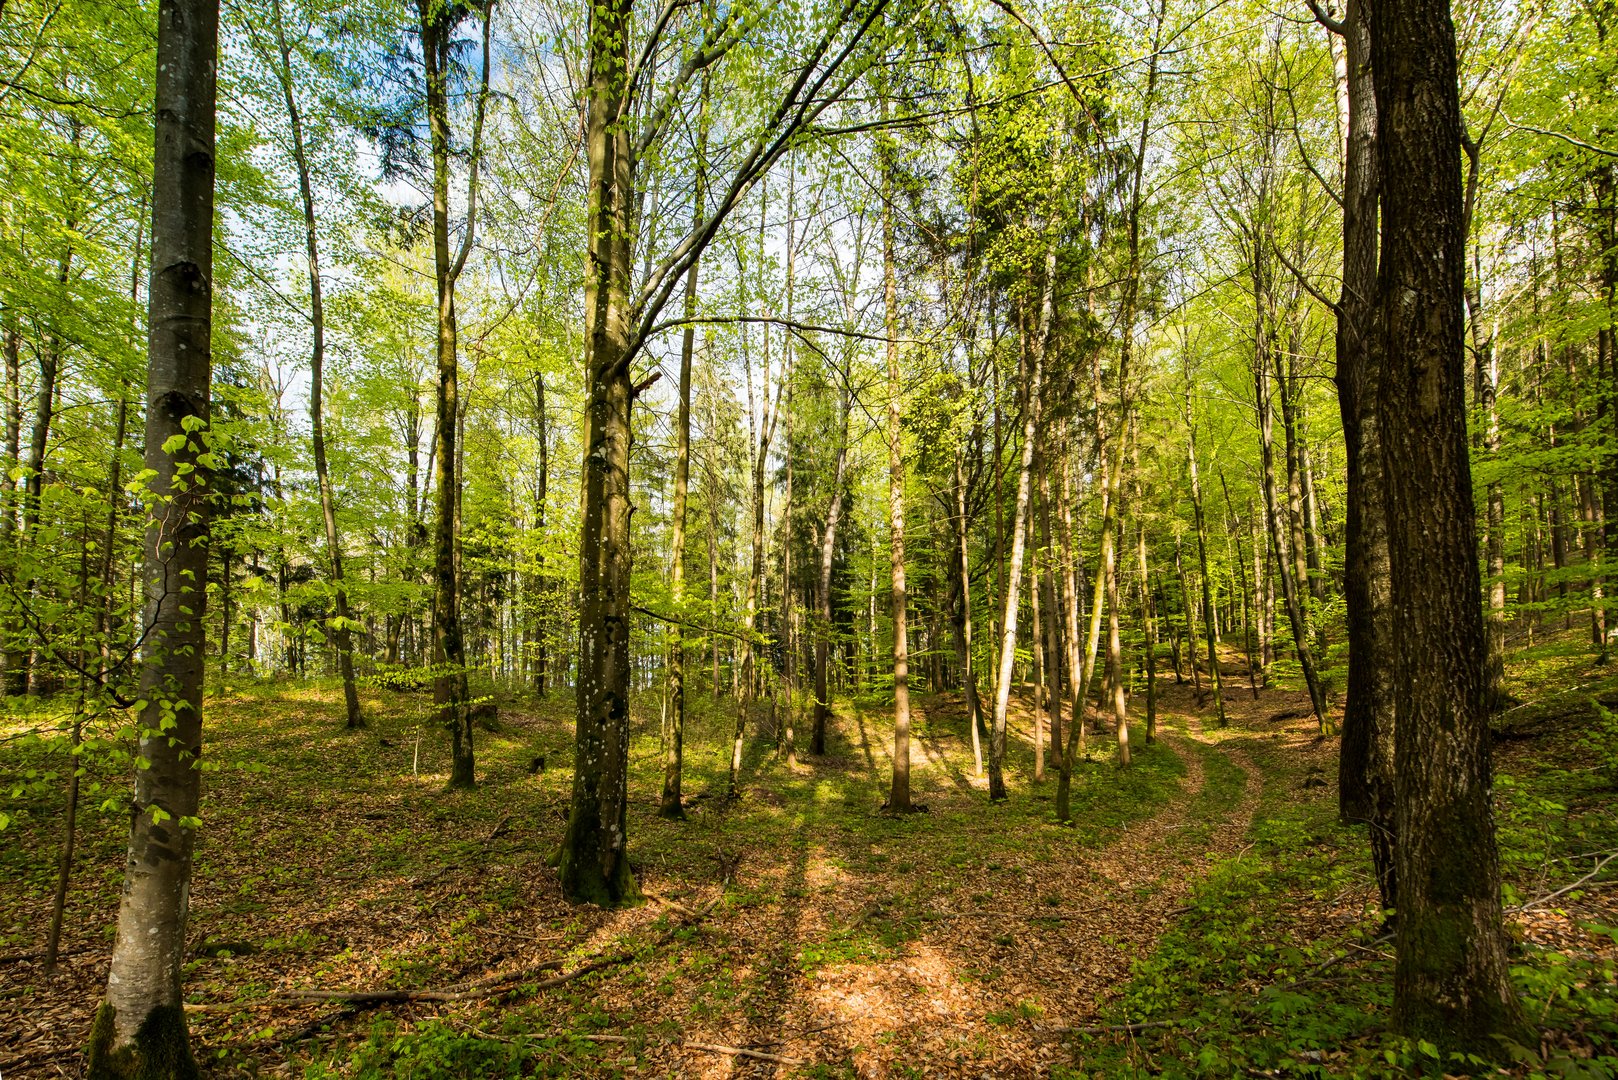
[1370,0,1526,1043]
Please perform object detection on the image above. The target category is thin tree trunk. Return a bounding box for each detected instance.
[1058,453,1085,758]
[660,70,708,817]
[269,0,361,728]
[813,406,849,755]
[951,449,985,776]
[1175,533,1200,698]
[989,233,1056,802]
[1037,445,1062,769]
[882,127,913,812]
[420,0,491,788]
[1183,397,1226,726]
[1253,235,1330,732]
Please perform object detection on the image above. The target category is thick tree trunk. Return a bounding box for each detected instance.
[1371,0,1525,1041]
[561,0,640,907]
[86,0,217,1066]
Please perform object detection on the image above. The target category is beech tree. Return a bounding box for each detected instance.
[85,0,218,1066]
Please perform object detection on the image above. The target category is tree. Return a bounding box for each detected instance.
[1370,0,1525,1043]
[559,0,900,905]
[85,0,218,1066]
[419,0,493,789]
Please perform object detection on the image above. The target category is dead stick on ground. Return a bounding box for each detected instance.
[272,890,724,1011]
[1511,852,1618,913]
[1052,1018,1185,1036]
[577,1035,802,1066]
[279,954,634,1005]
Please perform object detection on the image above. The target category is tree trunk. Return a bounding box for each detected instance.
[989,234,1056,802]
[1183,397,1226,726]
[951,449,985,776]
[0,307,20,694]
[1037,445,1062,769]
[560,0,640,907]
[1325,0,1397,919]
[660,74,708,818]
[813,407,849,755]
[1253,234,1330,732]
[1370,0,1525,1041]
[1058,454,1085,757]
[270,0,360,728]
[420,0,491,789]
[86,0,217,1065]
[882,130,912,813]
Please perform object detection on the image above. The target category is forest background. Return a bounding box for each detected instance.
[1,0,1617,1072]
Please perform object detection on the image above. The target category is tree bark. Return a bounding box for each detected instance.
[660,71,709,818]
[561,0,640,906]
[1183,388,1226,726]
[86,0,217,1065]
[1253,231,1330,732]
[813,406,849,755]
[951,448,985,775]
[1371,0,1525,1041]
[1325,0,1397,919]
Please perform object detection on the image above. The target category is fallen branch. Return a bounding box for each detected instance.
[577,1034,803,1065]
[1510,852,1618,913]
[272,890,724,1013]
[685,1041,805,1066]
[281,954,632,1006]
[1052,1018,1186,1035]
[646,892,701,918]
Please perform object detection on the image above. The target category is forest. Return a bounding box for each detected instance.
[1,0,1616,1072]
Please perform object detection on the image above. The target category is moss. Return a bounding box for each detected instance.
[85,1001,200,1080]
[557,844,643,908]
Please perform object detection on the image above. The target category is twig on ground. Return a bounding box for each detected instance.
[1051,1018,1186,1035]
[1510,852,1618,913]
[281,953,634,1005]
[271,889,723,1013]
[683,1041,804,1065]
[645,892,701,918]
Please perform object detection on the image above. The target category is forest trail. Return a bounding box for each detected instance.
[0,677,1326,1079]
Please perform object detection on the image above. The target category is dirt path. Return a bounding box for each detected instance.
[644,705,1269,1079]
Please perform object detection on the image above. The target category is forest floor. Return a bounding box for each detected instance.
[2,642,1617,1079]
